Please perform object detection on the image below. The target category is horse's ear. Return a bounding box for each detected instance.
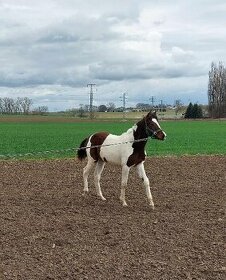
[148,110,156,118]
[146,111,152,118]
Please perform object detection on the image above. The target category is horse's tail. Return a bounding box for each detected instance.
[77,137,89,161]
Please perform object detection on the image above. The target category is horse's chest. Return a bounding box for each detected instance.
[126,151,146,167]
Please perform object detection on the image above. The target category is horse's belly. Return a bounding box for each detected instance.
[100,143,133,165]
[100,147,121,165]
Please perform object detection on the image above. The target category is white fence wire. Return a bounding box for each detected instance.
[0,138,149,160]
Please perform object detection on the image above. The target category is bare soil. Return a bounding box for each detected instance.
[0,156,225,280]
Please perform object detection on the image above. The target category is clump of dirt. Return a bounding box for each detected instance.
[0,156,225,279]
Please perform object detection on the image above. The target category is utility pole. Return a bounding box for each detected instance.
[160,99,163,111]
[120,92,127,120]
[150,96,155,109]
[87,83,96,119]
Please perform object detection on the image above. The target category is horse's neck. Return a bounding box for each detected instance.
[134,119,147,140]
[120,120,147,148]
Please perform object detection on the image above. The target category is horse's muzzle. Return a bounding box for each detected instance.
[156,130,167,140]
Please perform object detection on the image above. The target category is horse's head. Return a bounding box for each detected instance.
[144,111,166,140]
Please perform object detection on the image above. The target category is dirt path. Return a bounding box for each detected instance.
[0,156,225,280]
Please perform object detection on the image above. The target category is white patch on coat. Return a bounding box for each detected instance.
[99,125,137,165]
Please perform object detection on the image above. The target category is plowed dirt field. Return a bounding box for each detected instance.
[0,156,225,280]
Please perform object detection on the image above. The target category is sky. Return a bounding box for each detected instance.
[0,0,226,111]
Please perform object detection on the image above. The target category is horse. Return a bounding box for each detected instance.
[77,111,166,209]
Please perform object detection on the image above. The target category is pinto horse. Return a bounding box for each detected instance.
[77,111,166,209]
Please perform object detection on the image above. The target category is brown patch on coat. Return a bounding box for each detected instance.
[127,118,147,167]
[90,132,109,161]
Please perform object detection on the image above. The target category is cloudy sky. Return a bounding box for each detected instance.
[0,0,226,110]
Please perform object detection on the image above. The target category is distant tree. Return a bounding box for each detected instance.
[192,104,199,118]
[3,97,14,114]
[185,103,203,119]
[208,61,226,118]
[33,106,48,115]
[174,99,183,116]
[0,98,2,114]
[136,103,150,111]
[0,97,16,114]
[84,105,89,112]
[78,104,86,118]
[193,104,203,119]
[20,97,33,114]
[106,102,116,112]
[98,104,107,112]
[15,97,23,114]
[68,108,77,117]
[185,102,193,118]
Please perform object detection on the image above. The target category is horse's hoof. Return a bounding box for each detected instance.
[82,191,88,196]
[99,196,106,201]
[123,202,128,207]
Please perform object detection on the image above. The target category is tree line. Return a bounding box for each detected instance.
[0,97,48,115]
[208,61,226,118]
[0,97,32,114]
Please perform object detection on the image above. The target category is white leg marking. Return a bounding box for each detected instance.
[94,160,106,201]
[136,162,154,209]
[120,165,130,206]
[83,160,95,195]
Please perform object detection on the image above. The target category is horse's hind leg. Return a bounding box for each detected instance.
[83,159,95,195]
[136,162,154,209]
[94,160,106,201]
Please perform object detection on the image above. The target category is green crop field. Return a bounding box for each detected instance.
[0,119,226,159]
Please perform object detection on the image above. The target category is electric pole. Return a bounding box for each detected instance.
[160,99,163,111]
[120,92,127,120]
[150,96,155,109]
[87,83,96,119]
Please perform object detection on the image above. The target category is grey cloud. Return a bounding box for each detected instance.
[37,17,112,44]
[0,0,225,109]
[90,58,206,82]
[90,64,151,81]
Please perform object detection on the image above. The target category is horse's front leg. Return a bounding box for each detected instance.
[120,165,130,206]
[136,162,154,209]
[94,160,106,201]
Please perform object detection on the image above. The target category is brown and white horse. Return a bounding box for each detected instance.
[77,111,166,209]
